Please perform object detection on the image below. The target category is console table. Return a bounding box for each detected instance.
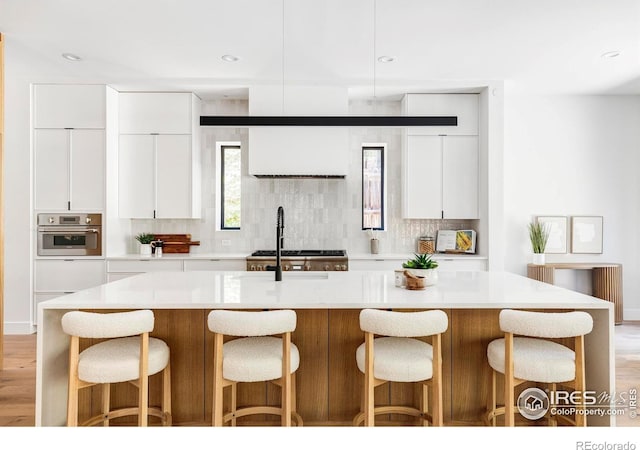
[527,263,623,324]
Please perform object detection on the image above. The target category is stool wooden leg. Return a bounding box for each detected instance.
[575,335,587,427]
[504,332,515,427]
[291,372,298,424]
[364,331,375,427]
[548,383,557,427]
[431,333,443,426]
[490,370,497,426]
[138,333,149,427]
[162,363,172,426]
[66,336,80,427]
[281,331,292,427]
[212,333,224,427]
[231,382,237,427]
[102,383,110,426]
[422,383,430,426]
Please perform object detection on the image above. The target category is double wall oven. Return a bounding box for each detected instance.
[246,250,348,272]
[37,213,102,257]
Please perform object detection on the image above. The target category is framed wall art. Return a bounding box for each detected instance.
[571,216,603,254]
[536,216,567,254]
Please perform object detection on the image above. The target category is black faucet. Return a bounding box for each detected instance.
[266,206,285,281]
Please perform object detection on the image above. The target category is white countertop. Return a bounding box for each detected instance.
[39,270,611,311]
[107,253,248,260]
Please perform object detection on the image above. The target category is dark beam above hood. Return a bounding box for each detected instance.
[200,115,457,127]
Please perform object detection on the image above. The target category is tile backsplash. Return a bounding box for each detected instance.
[130,99,478,255]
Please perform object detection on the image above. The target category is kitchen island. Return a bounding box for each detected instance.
[36,270,615,426]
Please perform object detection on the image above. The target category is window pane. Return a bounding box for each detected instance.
[362,147,384,230]
[222,146,241,229]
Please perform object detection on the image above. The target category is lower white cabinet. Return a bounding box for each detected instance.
[349,257,487,272]
[34,259,106,325]
[107,259,184,273]
[349,259,400,271]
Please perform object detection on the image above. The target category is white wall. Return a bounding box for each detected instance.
[504,94,640,319]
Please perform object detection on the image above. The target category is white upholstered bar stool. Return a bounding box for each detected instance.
[353,309,449,427]
[486,309,593,427]
[207,309,302,426]
[61,310,171,426]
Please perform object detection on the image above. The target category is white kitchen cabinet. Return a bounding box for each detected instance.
[35,259,105,292]
[402,135,478,219]
[349,259,400,271]
[118,134,199,218]
[107,259,184,273]
[183,259,246,271]
[33,84,106,129]
[34,129,105,211]
[402,94,478,135]
[118,92,194,134]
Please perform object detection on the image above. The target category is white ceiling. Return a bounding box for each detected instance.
[1,0,639,99]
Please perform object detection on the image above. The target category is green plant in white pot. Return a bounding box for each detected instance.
[135,232,155,256]
[402,253,439,286]
[528,222,549,265]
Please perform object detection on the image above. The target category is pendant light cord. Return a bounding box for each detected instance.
[282,0,285,115]
[373,0,377,115]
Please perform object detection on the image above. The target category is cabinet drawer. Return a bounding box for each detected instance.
[107,272,141,282]
[107,259,184,273]
[183,259,246,271]
[349,259,401,271]
[436,258,487,271]
[35,259,105,292]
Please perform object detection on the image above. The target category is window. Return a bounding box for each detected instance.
[362,145,385,230]
[220,144,241,229]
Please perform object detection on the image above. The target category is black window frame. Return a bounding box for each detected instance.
[220,144,241,230]
[361,145,385,231]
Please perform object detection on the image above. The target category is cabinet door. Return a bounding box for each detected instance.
[35,259,105,292]
[34,129,69,210]
[156,135,194,218]
[442,136,478,219]
[119,92,192,134]
[70,130,105,210]
[184,259,246,271]
[33,84,106,129]
[403,135,442,219]
[118,135,155,218]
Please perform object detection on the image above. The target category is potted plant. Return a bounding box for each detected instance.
[528,222,549,265]
[402,253,439,286]
[135,232,155,256]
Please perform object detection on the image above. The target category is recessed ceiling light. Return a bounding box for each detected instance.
[62,53,82,62]
[601,50,621,59]
[221,54,239,62]
[377,56,394,63]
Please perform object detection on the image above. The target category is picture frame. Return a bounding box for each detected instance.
[571,216,603,254]
[536,216,567,254]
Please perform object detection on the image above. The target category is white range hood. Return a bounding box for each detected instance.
[248,86,349,178]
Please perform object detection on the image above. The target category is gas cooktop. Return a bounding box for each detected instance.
[250,250,346,257]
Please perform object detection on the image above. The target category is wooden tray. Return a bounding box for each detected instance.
[152,234,200,254]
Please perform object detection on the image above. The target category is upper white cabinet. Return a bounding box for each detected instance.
[33,84,106,129]
[402,94,478,135]
[119,92,194,134]
[402,135,478,219]
[118,92,201,219]
[34,129,105,211]
[33,84,107,211]
[248,86,349,177]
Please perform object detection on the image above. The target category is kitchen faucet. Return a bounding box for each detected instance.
[266,206,285,281]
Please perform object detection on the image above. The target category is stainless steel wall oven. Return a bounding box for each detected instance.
[37,213,102,256]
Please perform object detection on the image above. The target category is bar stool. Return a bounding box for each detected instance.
[61,309,171,426]
[208,309,302,426]
[486,309,593,426]
[353,308,449,426]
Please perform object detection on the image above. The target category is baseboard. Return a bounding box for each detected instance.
[623,309,640,321]
[3,321,36,335]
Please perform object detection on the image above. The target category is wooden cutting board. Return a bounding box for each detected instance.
[152,234,200,254]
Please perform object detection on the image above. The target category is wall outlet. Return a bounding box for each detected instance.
[221,239,231,247]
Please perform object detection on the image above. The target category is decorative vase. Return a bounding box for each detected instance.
[532,253,545,265]
[370,239,379,254]
[407,268,438,286]
[140,243,152,256]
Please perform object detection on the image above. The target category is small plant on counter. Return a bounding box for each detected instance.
[402,253,439,270]
[135,232,155,245]
[528,222,549,254]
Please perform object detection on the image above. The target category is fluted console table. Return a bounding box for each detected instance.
[527,263,623,324]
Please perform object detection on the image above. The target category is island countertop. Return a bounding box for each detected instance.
[39,270,611,312]
[36,270,615,427]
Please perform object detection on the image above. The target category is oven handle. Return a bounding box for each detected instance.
[38,227,100,233]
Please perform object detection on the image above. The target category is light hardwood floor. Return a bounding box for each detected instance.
[1,325,638,427]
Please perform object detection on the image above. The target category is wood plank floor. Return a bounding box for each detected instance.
[1,324,638,427]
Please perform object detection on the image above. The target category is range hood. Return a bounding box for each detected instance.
[247,86,350,178]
